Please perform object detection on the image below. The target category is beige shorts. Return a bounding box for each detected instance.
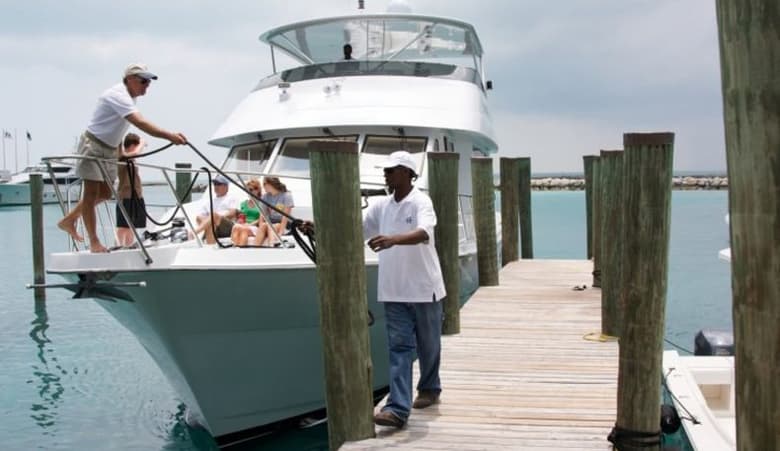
[75,131,118,183]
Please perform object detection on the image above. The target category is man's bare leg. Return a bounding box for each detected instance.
[81,180,110,253]
[58,203,85,242]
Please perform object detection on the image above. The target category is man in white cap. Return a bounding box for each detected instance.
[58,63,188,253]
[366,150,446,428]
[299,150,446,429]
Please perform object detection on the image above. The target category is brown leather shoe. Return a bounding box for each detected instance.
[412,391,440,409]
[374,410,405,428]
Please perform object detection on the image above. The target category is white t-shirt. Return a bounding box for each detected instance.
[197,190,242,217]
[86,83,138,147]
[363,187,446,303]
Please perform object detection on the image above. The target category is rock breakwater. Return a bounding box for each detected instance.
[529,176,728,190]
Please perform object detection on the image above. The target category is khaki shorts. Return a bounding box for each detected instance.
[75,131,118,182]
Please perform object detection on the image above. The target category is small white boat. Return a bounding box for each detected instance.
[0,162,80,206]
[662,350,736,450]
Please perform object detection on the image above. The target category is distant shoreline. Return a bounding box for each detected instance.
[529,175,728,190]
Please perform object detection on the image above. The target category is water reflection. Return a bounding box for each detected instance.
[28,300,65,435]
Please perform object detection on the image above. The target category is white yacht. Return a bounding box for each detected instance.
[0,162,79,206]
[45,9,497,447]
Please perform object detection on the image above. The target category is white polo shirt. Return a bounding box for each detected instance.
[86,83,138,147]
[197,189,242,217]
[363,187,446,303]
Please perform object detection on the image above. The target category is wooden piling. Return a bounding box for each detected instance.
[583,155,598,259]
[613,132,673,451]
[499,157,520,266]
[309,140,374,450]
[30,174,45,301]
[716,2,780,449]
[591,158,602,287]
[428,153,461,335]
[175,162,192,203]
[471,157,498,286]
[598,150,623,337]
[518,157,533,259]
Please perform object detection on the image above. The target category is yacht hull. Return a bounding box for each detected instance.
[56,249,479,445]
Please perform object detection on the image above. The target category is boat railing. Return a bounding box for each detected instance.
[40,154,475,262]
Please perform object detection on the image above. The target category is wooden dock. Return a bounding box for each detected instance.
[342,259,618,450]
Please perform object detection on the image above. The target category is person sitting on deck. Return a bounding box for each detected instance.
[192,174,242,244]
[230,178,267,246]
[251,176,294,246]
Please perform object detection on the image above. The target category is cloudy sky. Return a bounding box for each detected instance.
[0,0,725,175]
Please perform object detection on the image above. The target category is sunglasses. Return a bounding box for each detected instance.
[137,77,150,86]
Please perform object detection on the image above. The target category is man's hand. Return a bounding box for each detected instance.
[298,220,315,235]
[168,132,187,145]
[368,235,396,252]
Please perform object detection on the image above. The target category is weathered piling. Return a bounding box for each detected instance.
[518,157,533,259]
[716,2,780,449]
[471,157,498,286]
[309,140,374,449]
[583,155,598,259]
[175,162,192,203]
[30,174,45,301]
[591,157,602,287]
[499,157,520,266]
[612,132,673,451]
[598,150,623,337]
[429,153,461,335]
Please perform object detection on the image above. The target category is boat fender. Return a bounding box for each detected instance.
[660,403,681,434]
[694,329,734,356]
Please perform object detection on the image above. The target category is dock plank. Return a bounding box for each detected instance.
[341,260,617,450]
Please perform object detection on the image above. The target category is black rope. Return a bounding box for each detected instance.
[607,424,661,449]
[662,368,701,425]
[123,158,202,228]
[664,337,695,355]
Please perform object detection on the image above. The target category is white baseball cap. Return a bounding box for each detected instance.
[124,63,158,80]
[381,150,418,174]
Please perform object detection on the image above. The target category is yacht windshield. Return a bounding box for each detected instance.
[223,139,278,175]
[262,15,482,71]
[271,136,359,177]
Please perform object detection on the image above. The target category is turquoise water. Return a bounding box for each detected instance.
[0,190,730,450]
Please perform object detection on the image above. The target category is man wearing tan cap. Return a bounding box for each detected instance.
[58,63,188,253]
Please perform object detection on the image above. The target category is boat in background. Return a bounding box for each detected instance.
[719,214,730,261]
[45,6,497,448]
[0,162,80,206]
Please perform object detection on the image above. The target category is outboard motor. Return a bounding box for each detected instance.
[694,329,734,356]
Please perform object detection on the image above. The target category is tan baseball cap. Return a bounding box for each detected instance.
[124,63,158,80]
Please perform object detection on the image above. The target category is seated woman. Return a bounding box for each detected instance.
[230,178,267,246]
[252,176,294,246]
